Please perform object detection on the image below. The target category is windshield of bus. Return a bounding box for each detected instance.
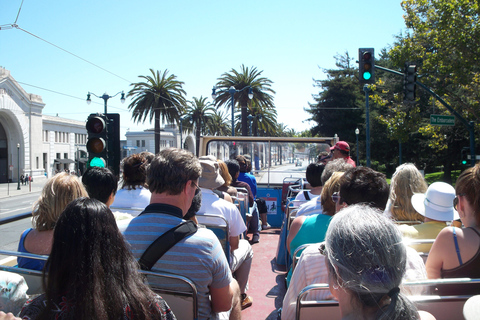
[204,138,333,186]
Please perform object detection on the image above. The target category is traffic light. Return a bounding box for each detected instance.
[105,113,121,176]
[358,48,375,84]
[404,62,417,103]
[86,114,107,167]
[461,147,469,166]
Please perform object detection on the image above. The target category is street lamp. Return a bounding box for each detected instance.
[355,128,360,166]
[179,115,191,149]
[211,85,253,136]
[17,143,20,190]
[86,91,125,114]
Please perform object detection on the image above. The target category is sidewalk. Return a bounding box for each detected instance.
[0,177,47,200]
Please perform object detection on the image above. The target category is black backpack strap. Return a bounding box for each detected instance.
[304,191,310,200]
[139,220,198,271]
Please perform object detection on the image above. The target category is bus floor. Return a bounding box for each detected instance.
[241,227,286,320]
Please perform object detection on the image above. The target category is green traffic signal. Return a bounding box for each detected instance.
[89,157,106,168]
[462,160,467,165]
[363,71,372,80]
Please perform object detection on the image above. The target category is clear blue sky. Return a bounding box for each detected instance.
[1,0,407,139]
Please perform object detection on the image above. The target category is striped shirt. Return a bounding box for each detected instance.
[123,203,233,320]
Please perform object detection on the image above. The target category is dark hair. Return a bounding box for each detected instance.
[455,163,480,225]
[184,189,202,220]
[306,163,325,187]
[139,151,155,164]
[147,148,201,195]
[121,153,149,190]
[225,159,240,183]
[41,198,163,320]
[81,167,118,204]
[235,155,248,172]
[339,167,389,210]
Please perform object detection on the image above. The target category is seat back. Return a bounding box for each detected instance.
[196,214,230,262]
[140,270,199,320]
[295,279,480,320]
[0,250,47,295]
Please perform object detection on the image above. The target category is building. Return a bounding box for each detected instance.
[0,68,196,183]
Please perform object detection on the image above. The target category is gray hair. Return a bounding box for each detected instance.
[325,205,419,320]
[321,159,354,185]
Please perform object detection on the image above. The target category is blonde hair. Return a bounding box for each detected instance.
[389,163,427,223]
[217,160,232,187]
[320,172,344,216]
[32,172,88,231]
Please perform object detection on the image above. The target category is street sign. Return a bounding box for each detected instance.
[430,115,455,126]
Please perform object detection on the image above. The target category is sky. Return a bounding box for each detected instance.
[1,0,407,139]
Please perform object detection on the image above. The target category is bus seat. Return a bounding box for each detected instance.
[0,250,46,296]
[195,214,230,263]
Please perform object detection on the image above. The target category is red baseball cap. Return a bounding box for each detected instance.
[330,141,350,152]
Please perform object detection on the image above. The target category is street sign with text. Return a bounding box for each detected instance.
[430,115,455,126]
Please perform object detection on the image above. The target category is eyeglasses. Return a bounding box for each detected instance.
[332,192,341,204]
[192,181,201,196]
[318,242,327,256]
[453,193,466,210]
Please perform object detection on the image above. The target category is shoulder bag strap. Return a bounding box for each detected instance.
[139,220,198,271]
[304,191,310,201]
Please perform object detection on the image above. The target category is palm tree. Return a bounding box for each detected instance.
[214,64,276,136]
[207,110,231,136]
[183,96,215,156]
[247,100,277,136]
[127,69,186,154]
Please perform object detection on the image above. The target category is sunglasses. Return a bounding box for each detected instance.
[332,192,341,204]
[453,193,466,210]
[192,181,201,196]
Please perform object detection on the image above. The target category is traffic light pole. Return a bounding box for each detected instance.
[363,85,371,168]
[375,64,476,167]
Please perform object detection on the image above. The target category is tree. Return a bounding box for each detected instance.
[214,65,276,136]
[128,69,186,154]
[184,96,215,156]
[207,110,231,136]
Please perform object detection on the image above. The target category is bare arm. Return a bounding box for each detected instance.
[230,235,239,252]
[287,216,306,254]
[210,279,239,313]
[426,227,452,279]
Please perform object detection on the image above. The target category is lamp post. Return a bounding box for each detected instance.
[355,128,360,166]
[86,91,125,114]
[17,143,20,190]
[248,115,254,136]
[211,86,253,136]
[179,115,191,149]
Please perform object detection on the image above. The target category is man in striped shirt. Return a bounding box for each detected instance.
[124,148,241,320]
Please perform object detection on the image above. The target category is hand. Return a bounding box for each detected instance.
[0,311,21,320]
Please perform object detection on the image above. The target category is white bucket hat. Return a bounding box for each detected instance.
[411,182,459,221]
[198,156,225,189]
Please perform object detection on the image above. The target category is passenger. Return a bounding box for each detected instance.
[284,172,345,287]
[0,312,19,320]
[17,172,88,271]
[405,181,457,253]
[123,148,241,320]
[225,159,254,208]
[316,151,332,165]
[282,167,426,320]
[19,198,176,320]
[295,159,352,216]
[197,157,254,310]
[184,187,202,224]
[217,159,238,198]
[81,166,118,207]
[294,163,325,202]
[235,155,261,242]
[330,141,356,167]
[325,205,435,320]
[198,156,234,203]
[427,164,480,280]
[111,153,151,210]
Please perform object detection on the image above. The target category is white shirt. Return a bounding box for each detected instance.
[111,186,151,210]
[197,188,247,238]
[296,197,322,217]
[281,243,427,320]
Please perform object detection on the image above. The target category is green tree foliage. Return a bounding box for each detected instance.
[127,69,186,154]
[214,65,276,136]
[207,110,231,137]
[184,96,215,156]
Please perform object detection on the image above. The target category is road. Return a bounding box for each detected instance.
[256,161,308,185]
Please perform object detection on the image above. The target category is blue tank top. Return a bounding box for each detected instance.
[17,228,46,271]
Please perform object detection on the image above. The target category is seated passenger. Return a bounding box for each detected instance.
[427,164,480,280]
[325,205,434,320]
[294,163,325,201]
[81,166,118,206]
[19,198,175,320]
[217,159,238,198]
[402,182,457,253]
[281,167,426,320]
[17,172,88,270]
[197,157,254,310]
[0,312,20,320]
[295,159,352,216]
[124,148,241,319]
[111,153,151,211]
